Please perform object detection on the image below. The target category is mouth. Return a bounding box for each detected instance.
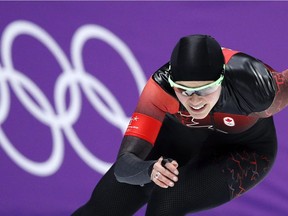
[190,104,206,112]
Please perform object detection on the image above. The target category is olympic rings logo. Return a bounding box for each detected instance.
[0,20,147,176]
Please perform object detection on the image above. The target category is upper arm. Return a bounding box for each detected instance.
[135,77,179,122]
[125,77,179,144]
[118,77,179,158]
[250,70,288,117]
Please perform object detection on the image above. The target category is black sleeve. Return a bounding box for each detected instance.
[114,136,156,185]
[219,53,276,114]
[114,152,155,185]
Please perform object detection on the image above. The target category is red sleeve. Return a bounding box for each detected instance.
[124,77,179,145]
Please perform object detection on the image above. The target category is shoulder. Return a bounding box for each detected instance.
[221,48,273,85]
[225,52,275,91]
[135,64,179,117]
[151,62,177,97]
[222,51,276,113]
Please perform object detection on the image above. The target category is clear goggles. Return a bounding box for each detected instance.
[168,74,224,96]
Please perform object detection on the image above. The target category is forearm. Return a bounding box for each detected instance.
[114,136,155,185]
[114,152,156,185]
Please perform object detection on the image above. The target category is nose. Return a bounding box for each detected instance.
[188,93,202,104]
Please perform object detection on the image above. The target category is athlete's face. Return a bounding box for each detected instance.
[174,80,221,119]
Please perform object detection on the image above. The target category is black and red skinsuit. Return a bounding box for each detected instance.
[72,49,288,216]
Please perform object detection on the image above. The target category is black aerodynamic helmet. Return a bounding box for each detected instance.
[170,34,225,81]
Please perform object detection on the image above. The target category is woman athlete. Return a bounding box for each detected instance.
[72,34,288,216]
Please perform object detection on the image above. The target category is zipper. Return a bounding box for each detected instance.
[209,111,216,131]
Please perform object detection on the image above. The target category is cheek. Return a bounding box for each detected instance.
[206,89,221,105]
[175,92,186,103]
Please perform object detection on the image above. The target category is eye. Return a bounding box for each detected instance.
[182,91,193,96]
[181,91,188,96]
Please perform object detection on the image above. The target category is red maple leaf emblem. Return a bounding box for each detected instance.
[226,118,232,123]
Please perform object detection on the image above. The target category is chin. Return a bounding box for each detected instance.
[192,114,208,119]
[186,106,210,119]
[188,110,209,119]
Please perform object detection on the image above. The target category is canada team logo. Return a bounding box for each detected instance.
[223,117,235,127]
